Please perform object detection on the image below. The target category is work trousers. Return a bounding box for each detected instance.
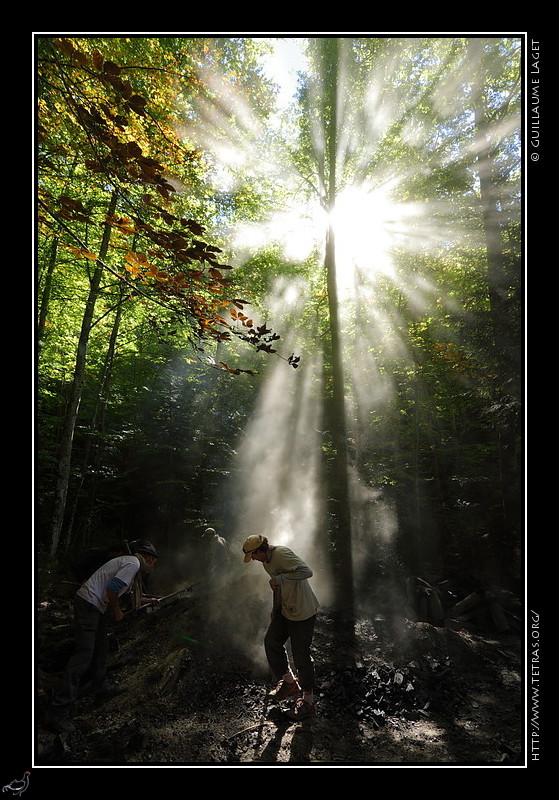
[52,595,110,711]
[264,612,316,692]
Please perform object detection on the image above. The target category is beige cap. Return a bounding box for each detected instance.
[242,534,266,562]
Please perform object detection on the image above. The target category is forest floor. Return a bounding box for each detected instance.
[35,574,525,768]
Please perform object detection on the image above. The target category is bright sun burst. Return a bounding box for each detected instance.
[331,179,423,297]
[181,42,433,301]
[230,178,423,301]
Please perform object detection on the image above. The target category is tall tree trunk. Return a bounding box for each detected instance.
[320,38,355,618]
[324,225,355,616]
[49,190,119,558]
[468,38,521,566]
[467,39,512,358]
[63,281,127,552]
[37,236,58,350]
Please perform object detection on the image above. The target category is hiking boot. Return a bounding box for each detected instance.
[269,678,301,702]
[46,709,76,734]
[286,698,317,721]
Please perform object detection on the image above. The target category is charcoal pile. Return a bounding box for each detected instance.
[317,657,458,728]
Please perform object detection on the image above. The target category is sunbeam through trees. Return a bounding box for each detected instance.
[34,35,525,769]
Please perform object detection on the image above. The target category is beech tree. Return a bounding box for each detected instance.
[37,37,292,557]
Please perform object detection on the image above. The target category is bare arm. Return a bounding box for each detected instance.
[106,589,124,622]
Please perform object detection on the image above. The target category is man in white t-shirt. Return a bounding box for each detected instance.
[47,543,158,734]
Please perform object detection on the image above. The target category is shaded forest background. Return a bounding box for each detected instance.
[35,36,523,610]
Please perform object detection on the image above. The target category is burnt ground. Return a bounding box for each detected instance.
[35,576,525,768]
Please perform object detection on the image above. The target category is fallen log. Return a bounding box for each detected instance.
[450,592,481,617]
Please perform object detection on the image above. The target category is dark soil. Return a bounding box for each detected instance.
[35,576,525,767]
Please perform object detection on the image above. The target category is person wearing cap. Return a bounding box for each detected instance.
[202,526,230,582]
[242,534,319,721]
[46,544,159,734]
[128,538,159,600]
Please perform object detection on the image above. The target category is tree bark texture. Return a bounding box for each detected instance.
[320,38,355,617]
[49,190,119,558]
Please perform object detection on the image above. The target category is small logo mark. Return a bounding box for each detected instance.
[2,773,30,797]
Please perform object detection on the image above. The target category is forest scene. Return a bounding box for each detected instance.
[32,35,527,772]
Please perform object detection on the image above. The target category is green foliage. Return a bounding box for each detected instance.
[36,36,522,585]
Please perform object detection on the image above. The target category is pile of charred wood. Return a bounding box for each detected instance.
[317,658,456,727]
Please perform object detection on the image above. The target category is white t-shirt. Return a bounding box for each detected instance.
[77,555,141,613]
